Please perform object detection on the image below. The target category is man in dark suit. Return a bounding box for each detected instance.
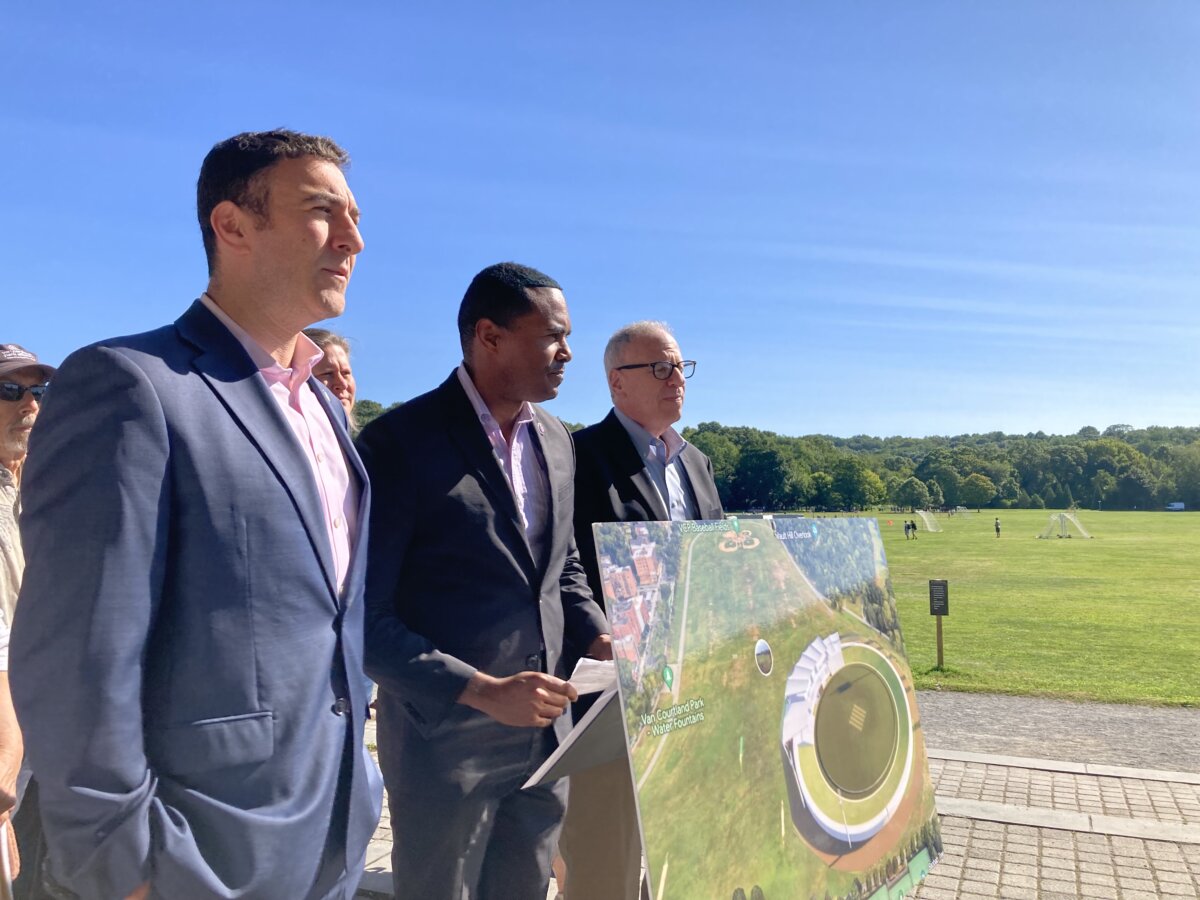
[12,130,382,899]
[358,263,612,900]
[561,320,723,900]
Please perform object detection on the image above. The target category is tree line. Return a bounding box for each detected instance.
[679,422,1200,513]
[355,400,1200,513]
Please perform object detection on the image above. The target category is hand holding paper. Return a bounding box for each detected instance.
[569,657,616,695]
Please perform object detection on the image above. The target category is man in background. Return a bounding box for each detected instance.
[0,345,53,628]
[306,328,358,431]
[0,344,55,894]
[562,320,723,900]
[359,262,611,899]
[13,130,380,899]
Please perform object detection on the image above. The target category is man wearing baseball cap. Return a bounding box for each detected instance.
[0,343,55,893]
[0,344,54,627]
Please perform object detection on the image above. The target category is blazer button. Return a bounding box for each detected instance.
[525,653,541,671]
[332,697,349,716]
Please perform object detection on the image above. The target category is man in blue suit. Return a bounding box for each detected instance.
[11,130,382,899]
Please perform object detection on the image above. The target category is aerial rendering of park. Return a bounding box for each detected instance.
[600,517,942,900]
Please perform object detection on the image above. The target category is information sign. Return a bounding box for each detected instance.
[929,580,949,617]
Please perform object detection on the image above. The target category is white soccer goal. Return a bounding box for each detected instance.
[1037,512,1093,539]
[916,510,943,533]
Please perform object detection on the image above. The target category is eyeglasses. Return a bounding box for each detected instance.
[614,360,696,380]
[0,382,48,403]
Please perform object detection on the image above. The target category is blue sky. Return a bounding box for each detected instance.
[6,2,1199,437]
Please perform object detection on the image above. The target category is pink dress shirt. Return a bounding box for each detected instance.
[201,294,359,594]
[456,364,550,561]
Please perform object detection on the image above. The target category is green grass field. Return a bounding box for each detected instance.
[838,509,1200,706]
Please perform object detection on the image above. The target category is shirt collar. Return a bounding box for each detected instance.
[200,293,324,389]
[613,407,687,463]
[456,363,536,434]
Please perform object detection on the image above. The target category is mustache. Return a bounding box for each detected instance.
[16,415,36,428]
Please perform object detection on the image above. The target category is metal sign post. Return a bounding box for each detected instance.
[929,580,949,670]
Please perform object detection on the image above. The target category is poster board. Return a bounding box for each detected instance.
[598,516,943,900]
[523,687,624,788]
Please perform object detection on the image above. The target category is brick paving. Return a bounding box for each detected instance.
[912,816,1200,900]
[931,758,1200,826]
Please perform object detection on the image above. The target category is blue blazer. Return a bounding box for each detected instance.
[11,301,382,899]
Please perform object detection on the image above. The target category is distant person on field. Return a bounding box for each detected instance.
[562,320,724,900]
[305,328,358,433]
[995,517,1001,538]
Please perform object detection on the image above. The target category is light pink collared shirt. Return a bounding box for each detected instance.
[201,294,359,595]
[456,364,550,562]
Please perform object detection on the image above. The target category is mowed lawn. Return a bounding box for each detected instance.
[825,510,1200,706]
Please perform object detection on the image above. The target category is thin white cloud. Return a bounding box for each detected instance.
[804,312,1200,347]
[750,241,1199,295]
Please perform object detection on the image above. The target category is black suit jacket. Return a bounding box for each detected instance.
[357,372,609,790]
[572,409,725,611]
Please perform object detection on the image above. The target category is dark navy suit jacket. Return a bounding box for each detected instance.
[572,409,725,609]
[357,373,609,795]
[11,301,382,899]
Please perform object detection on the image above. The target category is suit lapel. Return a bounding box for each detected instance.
[439,376,537,576]
[176,302,340,609]
[601,411,669,521]
[533,407,569,577]
[679,444,721,518]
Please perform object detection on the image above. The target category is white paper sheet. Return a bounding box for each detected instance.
[568,657,616,695]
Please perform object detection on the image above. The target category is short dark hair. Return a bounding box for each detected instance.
[197,129,350,274]
[457,262,562,353]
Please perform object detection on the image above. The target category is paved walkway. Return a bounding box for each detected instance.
[912,815,1200,900]
[357,691,1200,899]
[917,690,1200,772]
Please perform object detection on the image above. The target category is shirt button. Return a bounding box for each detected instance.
[333,517,342,529]
[316,452,324,463]
[332,698,349,716]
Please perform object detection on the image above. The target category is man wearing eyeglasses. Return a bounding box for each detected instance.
[561,321,723,900]
[0,345,54,892]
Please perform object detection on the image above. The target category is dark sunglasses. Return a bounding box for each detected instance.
[0,382,49,402]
